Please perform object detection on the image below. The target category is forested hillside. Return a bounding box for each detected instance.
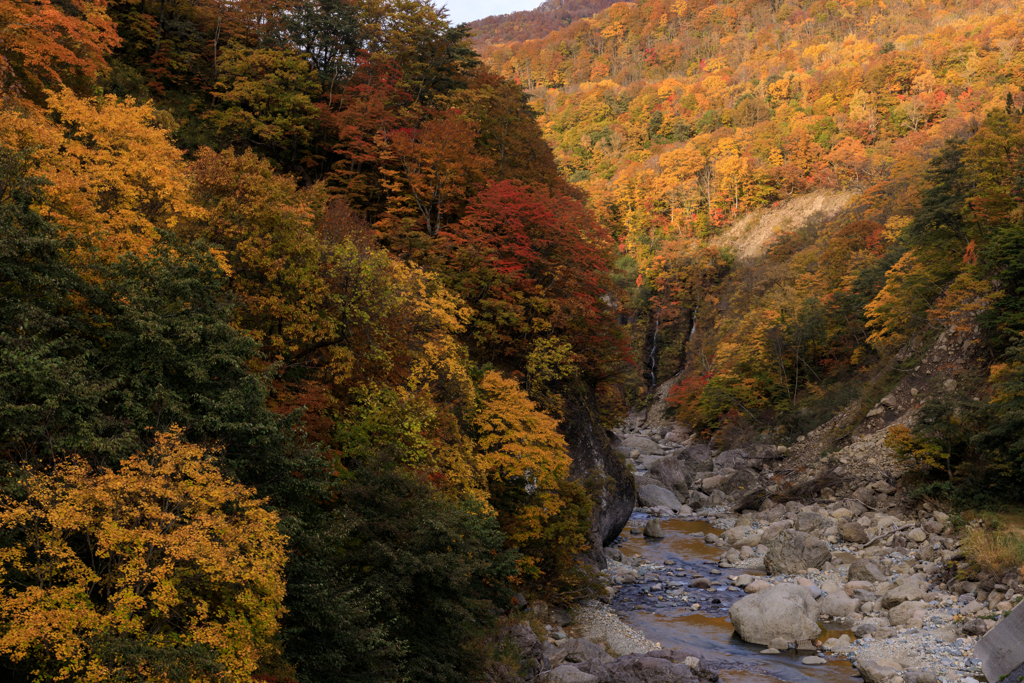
[0,1,633,681]
[469,0,622,46]
[477,0,1024,503]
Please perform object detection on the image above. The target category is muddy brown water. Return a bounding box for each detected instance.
[613,517,859,683]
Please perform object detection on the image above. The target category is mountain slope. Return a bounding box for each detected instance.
[479,0,1024,502]
[469,0,621,46]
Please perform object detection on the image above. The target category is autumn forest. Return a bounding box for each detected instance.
[2,0,1024,679]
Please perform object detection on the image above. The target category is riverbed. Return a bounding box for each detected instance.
[611,515,860,683]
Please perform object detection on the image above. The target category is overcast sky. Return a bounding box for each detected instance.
[436,0,544,25]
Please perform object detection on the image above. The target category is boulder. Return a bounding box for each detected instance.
[644,519,667,538]
[647,457,692,499]
[699,475,725,493]
[881,583,928,609]
[903,671,939,683]
[962,618,989,636]
[505,622,548,677]
[857,658,901,683]
[907,528,928,543]
[714,449,747,470]
[679,444,714,466]
[637,484,683,513]
[763,530,832,575]
[577,648,710,683]
[723,525,755,545]
[888,600,927,626]
[616,435,663,456]
[818,591,860,618]
[745,580,771,593]
[540,664,598,683]
[688,490,709,510]
[548,638,612,667]
[760,520,794,544]
[975,597,1024,683]
[848,558,887,582]
[838,522,869,544]
[729,583,821,646]
[720,468,761,495]
[795,510,827,533]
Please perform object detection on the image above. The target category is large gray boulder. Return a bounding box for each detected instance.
[647,457,692,499]
[638,484,683,512]
[976,596,1024,683]
[679,443,714,465]
[729,583,821,646]
[838,522,869,544]
[763,530,832,575]
[720,468,761,496]
[505,622,548,677]
[643,519,666,538]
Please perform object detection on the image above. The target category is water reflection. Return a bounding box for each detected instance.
[617,519,729,564]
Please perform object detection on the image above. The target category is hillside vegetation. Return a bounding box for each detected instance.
[477,0,1024,503]
[0,1,631,681]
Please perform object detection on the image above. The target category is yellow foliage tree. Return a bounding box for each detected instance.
[865,250,944,353]
[0,90,200,256]
[0,428,286,683]
[473,371,576,574]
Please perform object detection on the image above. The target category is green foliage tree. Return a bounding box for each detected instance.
[283,461,517,683]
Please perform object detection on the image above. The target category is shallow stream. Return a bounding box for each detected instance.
[613,517,860,683]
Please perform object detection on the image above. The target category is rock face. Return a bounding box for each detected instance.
[763,530,832,575]
[562,387,636,556]
[505,622,548,677]
[975,597,1024,683]
[637,484,683,512]
[729,583,821,646]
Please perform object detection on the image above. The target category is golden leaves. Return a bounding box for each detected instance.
[0,90,201,257]
[0,427,286,683]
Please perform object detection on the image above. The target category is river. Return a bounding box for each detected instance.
[611,515,861,683]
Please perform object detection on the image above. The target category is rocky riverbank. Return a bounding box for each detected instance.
[599,418,1024,683]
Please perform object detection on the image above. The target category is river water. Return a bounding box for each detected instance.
[612,517,860,683]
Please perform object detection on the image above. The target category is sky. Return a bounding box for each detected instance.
[435,0,544,25]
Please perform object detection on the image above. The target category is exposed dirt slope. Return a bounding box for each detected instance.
[713,189,858,261]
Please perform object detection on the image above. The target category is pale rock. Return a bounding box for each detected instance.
[729,583,820,646]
